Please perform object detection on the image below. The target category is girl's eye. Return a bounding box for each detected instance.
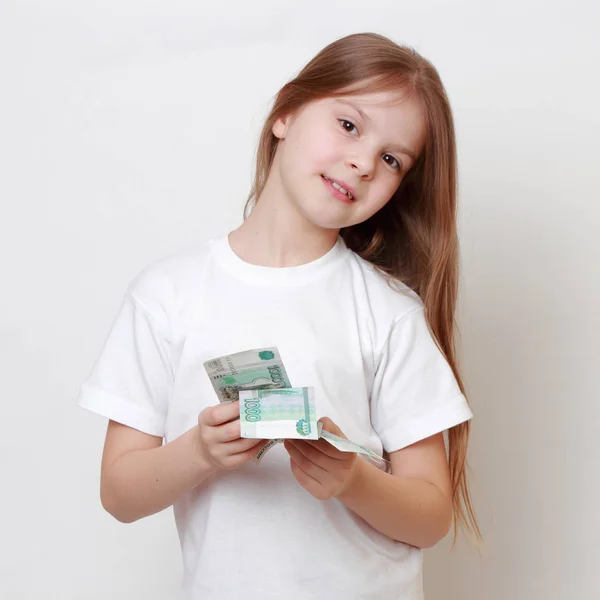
[338,119,402,172]
[383,154,401,171]
[339,118,359,136]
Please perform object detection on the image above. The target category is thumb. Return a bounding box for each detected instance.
[319,417,346,439]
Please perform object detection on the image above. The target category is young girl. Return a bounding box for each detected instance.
[77,32,482,599]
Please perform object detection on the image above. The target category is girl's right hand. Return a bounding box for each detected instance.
[195,400,267,470]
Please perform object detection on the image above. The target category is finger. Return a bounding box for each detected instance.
[289,455,331,500]
[222,436,265,455]
[214,419,241,443]
[318,417,346,438]
[304,437,347,459]
[220,441,266,469]
[284,440,331,478]
[202,401,240,427]
[289,454,320,484]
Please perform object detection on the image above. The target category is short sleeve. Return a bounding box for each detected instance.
[76,291,173,437]
[370,306,473,453]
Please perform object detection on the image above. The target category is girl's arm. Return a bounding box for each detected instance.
[284,421,453,549]
[100,421,214,523]
[100,401,266,523]
[336,432,453,548]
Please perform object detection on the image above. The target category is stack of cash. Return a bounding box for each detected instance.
[204,347,386,465]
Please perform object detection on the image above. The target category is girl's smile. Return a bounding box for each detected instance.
[321,174,356,204]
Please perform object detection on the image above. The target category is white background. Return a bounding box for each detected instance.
[1,1,598,598]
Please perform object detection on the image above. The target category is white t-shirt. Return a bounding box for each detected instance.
[77,232,473,600]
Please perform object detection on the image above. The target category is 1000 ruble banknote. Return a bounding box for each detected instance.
[203,347,292,403]
[239,388,388,465]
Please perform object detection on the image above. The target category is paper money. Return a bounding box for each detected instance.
[239,387,318,439]
[204,349,387,466]
[203,347,292,403]
[239,388,388,465]
[319,426,387,464]
[255,438,283,462]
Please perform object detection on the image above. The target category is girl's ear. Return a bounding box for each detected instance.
[272,114,291,140]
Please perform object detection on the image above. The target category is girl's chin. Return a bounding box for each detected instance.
[306,212,359,231]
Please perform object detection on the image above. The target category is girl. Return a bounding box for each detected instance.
[78,32,482,599]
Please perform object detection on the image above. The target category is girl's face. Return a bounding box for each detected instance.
[271,89,427,231]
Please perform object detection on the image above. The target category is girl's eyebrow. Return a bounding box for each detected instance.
[334,98,417,161]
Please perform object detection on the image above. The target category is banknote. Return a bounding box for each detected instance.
[239,388,388,465]
[255,438,283,462]
[318,425,387,464]
[239,387,319,439]
[203,347,292,403]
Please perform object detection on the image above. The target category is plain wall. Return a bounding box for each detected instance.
[1,1,598,598]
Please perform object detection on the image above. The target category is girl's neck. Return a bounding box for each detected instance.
[228,198,340,269]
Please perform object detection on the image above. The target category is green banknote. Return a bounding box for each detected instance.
[239,387,319,440]
[203,347,292,403]
[318,424,388,464]
[239,387,388,466]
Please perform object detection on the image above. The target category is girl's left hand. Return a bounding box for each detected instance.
[283,417,359,500]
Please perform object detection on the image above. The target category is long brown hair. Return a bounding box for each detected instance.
[242,32,482,547]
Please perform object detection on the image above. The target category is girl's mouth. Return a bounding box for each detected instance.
[322,175,355,204]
